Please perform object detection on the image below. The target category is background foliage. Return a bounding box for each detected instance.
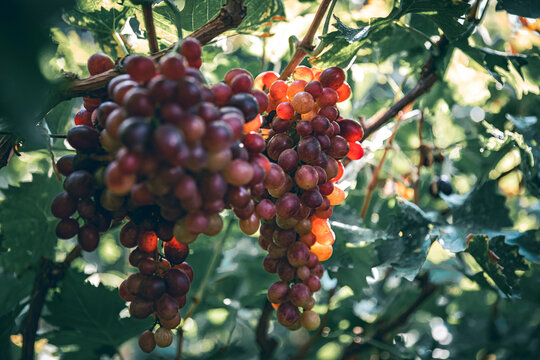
[1,0,539,359]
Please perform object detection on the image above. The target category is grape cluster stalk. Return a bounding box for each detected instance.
[50,38,365,350]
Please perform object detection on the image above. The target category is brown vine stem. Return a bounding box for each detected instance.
[56,0,247,103]
[176,219,233,360]
[21,245,82,360]
[291,286,338,360]
[278,0,333,80]
[413,111,424,204]
[142,3,159,54]
[256,299,278,360]
[360,120,402,219]
[362,36,449,140]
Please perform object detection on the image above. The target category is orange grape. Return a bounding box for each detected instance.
[276,102,295,120]
[311,216,330,236]
[331,161,344,183]
[327,185,345,206]
[311,242,333,261]
[336,82,351,102]
[254,71,279,90]
[316,229,335,245]
[244,114,263,133]
[347,142,364,160]
[270,80,288,99]
[287,80,308,99]
[293,66,314,82]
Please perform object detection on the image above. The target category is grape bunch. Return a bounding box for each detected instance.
[50,38,273,352]
[249,66,365,330]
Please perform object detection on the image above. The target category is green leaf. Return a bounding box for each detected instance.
[456,40,529,84]
[505,230,540,264]
[507,115,540,198]
[496,0,540,18]
[43,270,151,358]
[63,5,129,56]
[466,234,526,297]
[373,199,437,281]
[177,0,284,32]
[45,99,77,136]
[0,173,63,272]
[237,0,285,30]
[313,0,470,68]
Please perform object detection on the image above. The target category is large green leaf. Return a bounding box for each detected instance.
[0,173,63,272]
[456,40,529,85]
[505,230,540,264]
[508,115,540,198]
[63,6,130,56]
[496,0,540,18]
[43,270,151,359]
[466,234,526,297]
[313,0,470,68]
[175,0,284,32]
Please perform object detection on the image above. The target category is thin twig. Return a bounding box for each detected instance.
[256,299,278,360]
[142,3,159,54]
[413,111,424,204]
[362,37,449,139]
[21,245,82,360]
[175,219,233,360]
[360,120,402,219]
[183,219,232,321]
[291,286,338,360]
[279,0,333,80]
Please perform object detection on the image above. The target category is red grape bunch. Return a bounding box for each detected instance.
[51,37,273,352]
[248,65,365,330]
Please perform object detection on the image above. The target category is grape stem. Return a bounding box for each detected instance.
[360,119,402,220]
[142,3,159,54]
[362,36,449,139]
[21,245,82,360]
[255,299,278,360]
[413,111,425,205]
[278,0,334,80]
[176,217,233,360]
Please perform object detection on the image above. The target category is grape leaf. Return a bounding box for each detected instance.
[63,6,130,56]
[508,115,540,198]
[455,40,529,84]
[504,230,540,264]
[465,234,526,297]
[43,270,151,359]
[0,173,63,272]
[313,0,470,68]
[496,0,540,18]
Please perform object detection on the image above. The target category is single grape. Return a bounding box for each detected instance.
[125,55,156,83]
[139,330,156,353]
[87,53,114,75]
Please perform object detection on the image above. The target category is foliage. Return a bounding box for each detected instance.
[0,0,539,359]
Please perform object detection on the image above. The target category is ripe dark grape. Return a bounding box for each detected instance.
[87,53,114,75]
[164,240,189,265]
[56,218,79,239]
[78,224,99,251]
[126,55,156,83]
[139,330,156,353]
[179,38,202,60]
[228,93,260,120]
[165,269,190,297]
[277,302,300,327]
[319,67,346,90]
[67,125,100,152]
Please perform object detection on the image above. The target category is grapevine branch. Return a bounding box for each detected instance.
[21,245,82,360]
[341,278,438,360]
[413,111,425,204]
[255,299,278,360]
[176,219,233,360]
[360,119,402,219]
[362,37,449,139]
[278,0,334,80]
[142,3,159,54]
[56,0,247,102]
